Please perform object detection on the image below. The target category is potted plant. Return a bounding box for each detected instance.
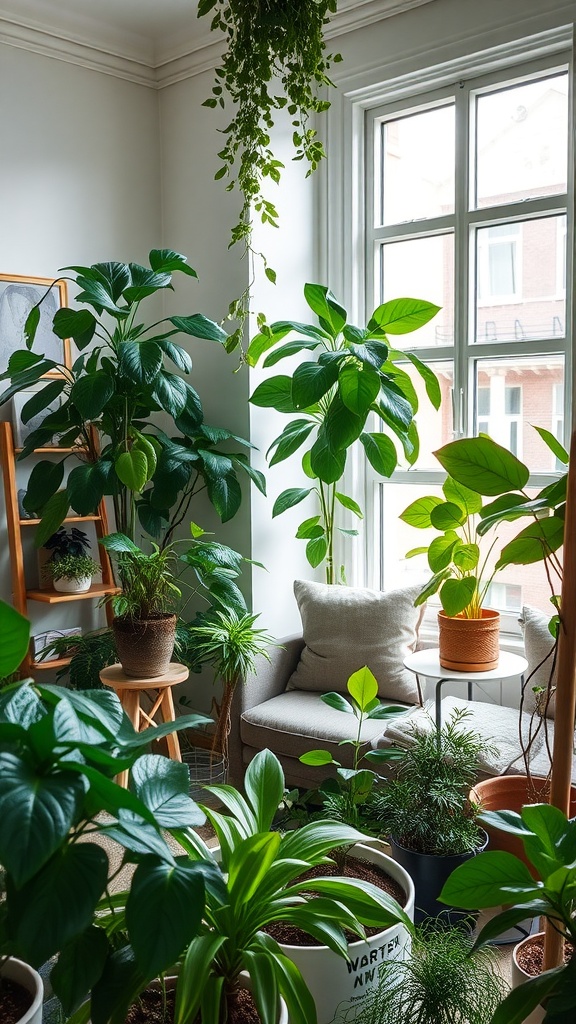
[100,532,182,678]
[0,251,263,547]
[359,919,505,1024]
[172,748,415,1024]
[198,1,341,353]
[184,609,275,771]
[0,599,216,1024]
[440,802,576,1024]
[372,709,488,922]
[43,552,100,593]
[299,665,407,834]
[248,284,440,583]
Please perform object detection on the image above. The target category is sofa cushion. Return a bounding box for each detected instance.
[520,605,557,718]
[287,580,424,703]
[240,690,412,764]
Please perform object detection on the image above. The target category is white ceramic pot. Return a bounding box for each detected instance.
[279,842,415,1024]
[53,575,92,593]
[0,957,43,1024]
[511,932,545,1024]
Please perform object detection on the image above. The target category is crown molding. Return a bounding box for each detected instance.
[0,0,437,88]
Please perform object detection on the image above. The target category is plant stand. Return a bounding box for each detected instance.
[99,662,188,787]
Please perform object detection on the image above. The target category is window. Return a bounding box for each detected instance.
[363,57,572,624]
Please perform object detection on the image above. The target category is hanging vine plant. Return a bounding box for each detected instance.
[198,0,341,354]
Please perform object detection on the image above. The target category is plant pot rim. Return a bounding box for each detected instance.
[438,608,500,622]
[277,841,415,951]
[0,956,44,1024]
[513,930,545,977]
[113,612,177,625]
[389,827,489,860]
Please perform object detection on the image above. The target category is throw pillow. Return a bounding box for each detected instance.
[519,605,557,719]
[287,579,425,703]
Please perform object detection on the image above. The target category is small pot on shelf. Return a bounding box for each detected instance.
[44,553,100,596]
[438,608,500,672]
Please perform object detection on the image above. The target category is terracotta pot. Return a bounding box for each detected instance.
[113,613,177,678]
[0,957,43,1024]
[472,776,576,872]
[438,608,500,672]
[511,933,546,1024]
[279,842,415,1024]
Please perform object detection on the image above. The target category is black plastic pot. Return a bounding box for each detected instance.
[389,830,488,924]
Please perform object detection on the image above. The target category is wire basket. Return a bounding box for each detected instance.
[183,747,227,805]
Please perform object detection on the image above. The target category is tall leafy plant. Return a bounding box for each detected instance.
[0,251,265,545]
[199,1,341,352]
[248,284,440,582]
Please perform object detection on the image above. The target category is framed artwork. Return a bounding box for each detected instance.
[10,389,64,448]
[0,274,71,376]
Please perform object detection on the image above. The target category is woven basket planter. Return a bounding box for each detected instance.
[113,613,177,678]
[438,608,500,672]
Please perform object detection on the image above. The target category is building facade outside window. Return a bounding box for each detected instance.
[360,53,573,629]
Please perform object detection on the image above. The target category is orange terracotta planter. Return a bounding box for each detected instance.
[438,608,500,672]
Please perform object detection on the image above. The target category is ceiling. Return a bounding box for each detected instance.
[0,0,436,70]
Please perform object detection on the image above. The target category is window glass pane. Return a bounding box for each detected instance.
[380,104,455,225]
[474,215,566,343]
[474,356,564,472]
[475,73,568,208]
[380,234,454,347]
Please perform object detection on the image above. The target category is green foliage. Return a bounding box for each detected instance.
[249,286,440,582]
[440,803,576,1024]
[0,252,261,545]
[198,1,341,352]
[373,710,485,856]
[360,919,505,1024]
[0,600,30,680]
[299,666,408,832]
[43,553,100,582]
[0,675,214,1021]
[44,526,91,560]
[100,534,181,620]
[169,749,412,1024]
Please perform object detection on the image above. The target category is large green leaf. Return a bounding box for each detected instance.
[149,249,198,278]
[127,858,206,978]
[440,576,477,615]
[292,361,338,409]
[401,350,442,409]
[427,532,459,572]
[323,395,363,451]
[348,340,389,371]
[90,945,145,1024]
[21,380,66,423]
[71,372,114,419]
[272,487,312,517]
[359,432,397,477]
[496,517,565,569]
[262,946,318,1024]
[23,459,64,514]
[154,371,188,417]
[51,926,110,1016]
[157,339,193,373]
[12,842,109,964]
[378,379,413,429]
[400,495,443,528]
[228,831,281,907]
[300,748,335,766]
[242,950,279,1024]
[0,360,59,405]
[347,666,378,711]
[205,470,242,522]
[306,535,327,568]
[310,433,346,484]
[262,339,320,367]
[169,314,227,344]
[368,297,440,335]
[90,261,131,301]
[491,967,566,1024]
[533,424,569,465]
[52,308,97,350]
[453,542,480,572]
[267,419,315,466]
[130,755,205,829]
[443,476,483,515]
[73,273,129,318]
[123,264,171,303]
[435,437,530,495]
[335,492,363,518]
[303,283,347,337]
[175,934,226,1024]
[243,748,285,832]
[34,489,70,547]
[115,449,150,491]
[430,501,466,531]
[338,364,381,416]
[439,850,541,909]
[0,601,30,677]
[0,752,84,886]
[119,340,163,385]
[67,462,106,515]
[250,376,296,413]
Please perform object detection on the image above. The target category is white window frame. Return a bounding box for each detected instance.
[320,25,575,638]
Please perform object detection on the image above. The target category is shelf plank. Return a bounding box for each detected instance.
[30,656,72,670]
[26,583,120,604]
[20,515,101,526]
[14,447,88,454]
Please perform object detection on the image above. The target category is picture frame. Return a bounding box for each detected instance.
[10,389,64,448]
[0,273,71,376]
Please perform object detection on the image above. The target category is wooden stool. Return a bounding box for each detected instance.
[99,662,189,787]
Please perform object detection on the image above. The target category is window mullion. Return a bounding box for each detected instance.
[454,81,470,438]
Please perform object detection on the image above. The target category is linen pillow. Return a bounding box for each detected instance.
[287,580,425,703]
[519,605,557,719]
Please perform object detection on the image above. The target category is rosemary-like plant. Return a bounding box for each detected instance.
[101,535,181,620]
[43,553,99,582]
[373,710,486,856]
[360,920,506,1024]
[199,0,341,351]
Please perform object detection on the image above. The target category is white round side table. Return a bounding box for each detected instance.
[403,648,528,733]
